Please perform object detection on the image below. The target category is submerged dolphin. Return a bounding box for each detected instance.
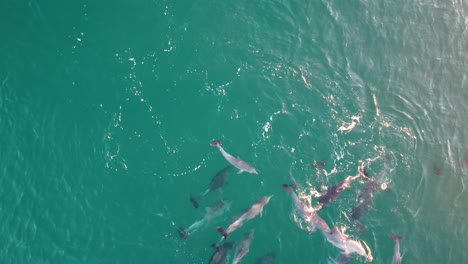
[255,252,276,264]
[323,226,371,261]
[350,165,386,225]
[350,182,379,222]
[332,253,351,264]
[216,196,272,239]
[190,165,234,208]
[177,199,231,239]
[282,184,330,233]
[209,242,234,264]
[390,235,403,264]
[210,140,258,174]
[232,229,255,264]
[318,174,361,207]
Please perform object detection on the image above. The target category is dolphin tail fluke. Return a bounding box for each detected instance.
[176,227,189,239]
[216,226,228,239]
[210,140,221,147]
[390,235,403,241]
[189,195,200,209]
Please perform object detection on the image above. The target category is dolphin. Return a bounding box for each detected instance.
[216,196,272,239]
[177,199,231,239]
[210,140,258,174]
[350,165,386,226]
[232,229,255,264]
[255,252,276,264]
[190,165,234,208]
[350,180,379,222]
[390,235,403,264]
[323,226,371,261]
[282,184,331,233]
[209,242,234,264]
[318,174,361,207]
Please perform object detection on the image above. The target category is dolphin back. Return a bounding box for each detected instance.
[232,230,255,264]
[209,242,233,264]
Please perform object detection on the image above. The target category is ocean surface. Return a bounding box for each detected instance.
[1,0,467,263]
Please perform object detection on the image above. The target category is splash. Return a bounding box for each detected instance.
[338,115,361,133]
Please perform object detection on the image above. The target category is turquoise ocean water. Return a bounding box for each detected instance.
[1,0,467,263]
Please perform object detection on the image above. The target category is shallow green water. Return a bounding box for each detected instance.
[1,0,467,263]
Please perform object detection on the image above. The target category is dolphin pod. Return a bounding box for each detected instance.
[281,160,400,262]
[177,140,403,263]
[282,183,373,261]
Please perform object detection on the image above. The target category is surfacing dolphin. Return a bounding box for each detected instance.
[323,226,372,261]
[318,173,361,207]
[177,199,231,239]
[190,165,234,208]
[390,235,403,264]
[282,184,331,233]
[216,196,272,239]
[210,140,258,174]
[350,164,387,222]
[232,229,255,264]
[209,242,234,264]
